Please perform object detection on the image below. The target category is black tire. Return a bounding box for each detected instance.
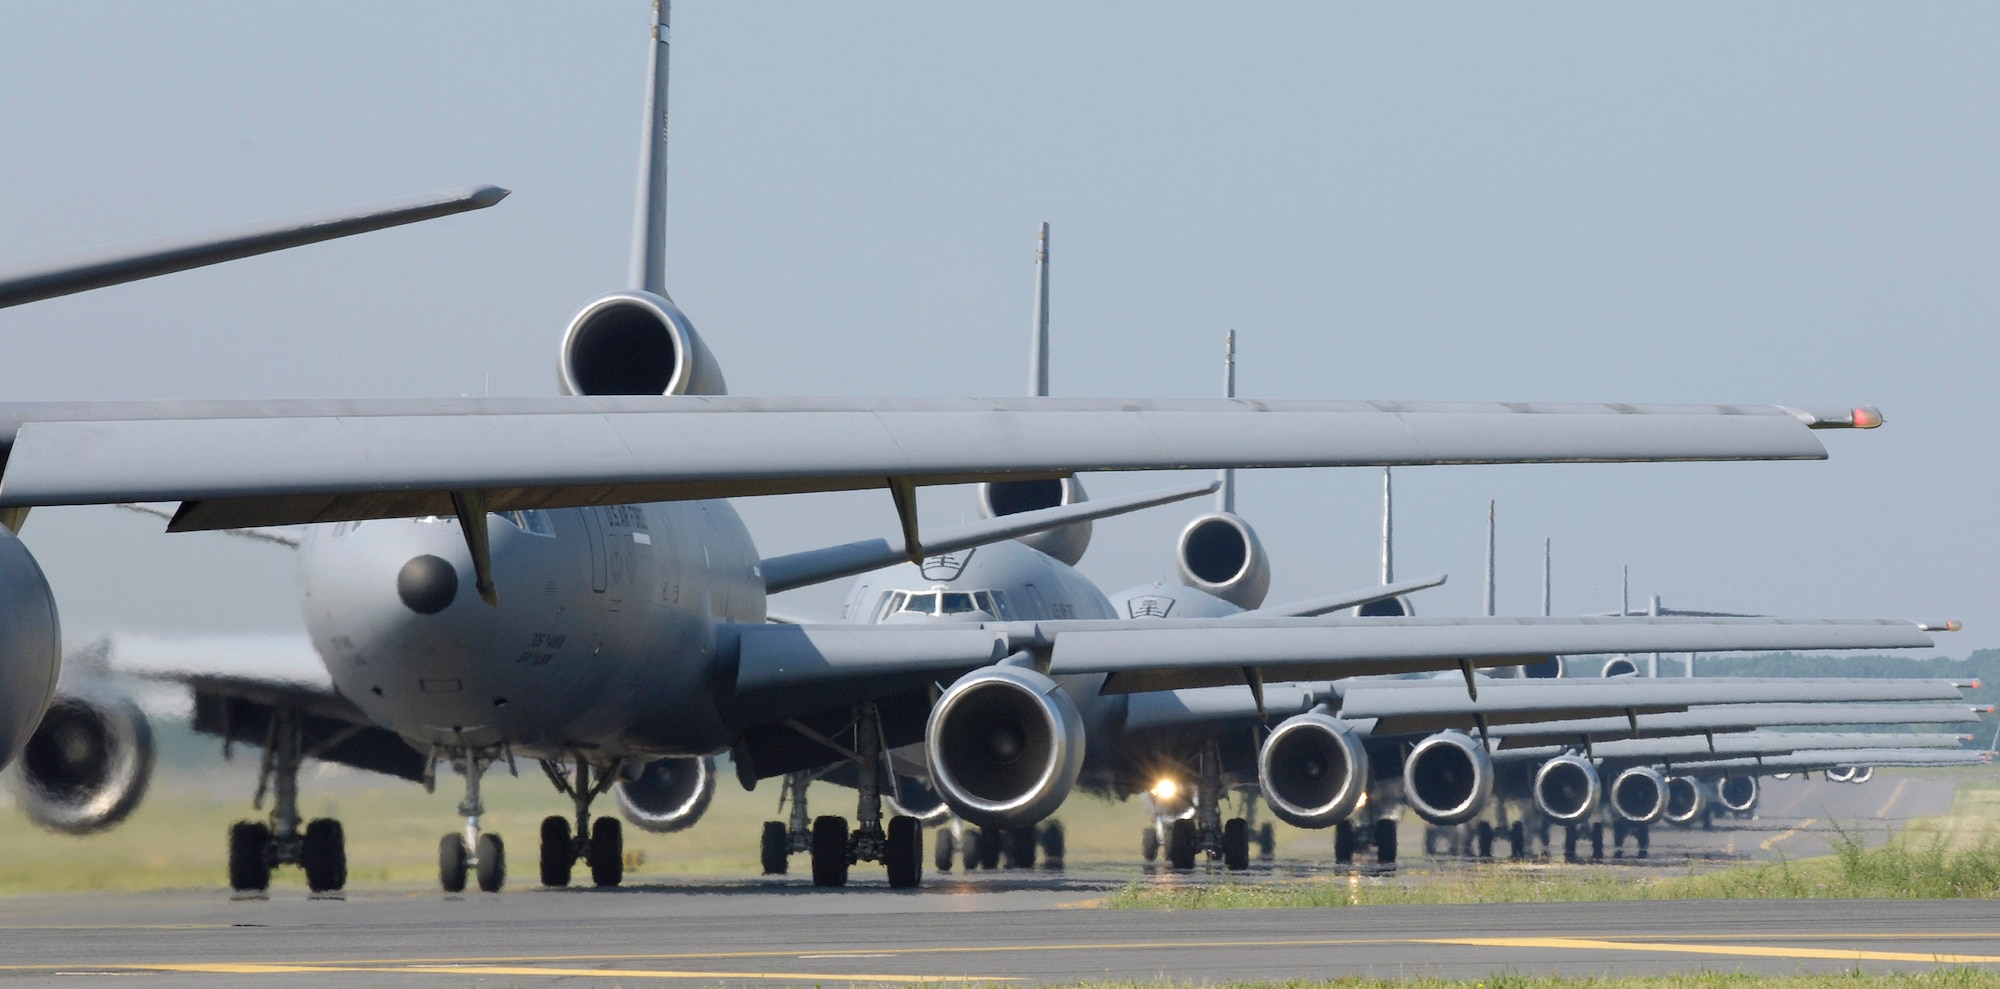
[1475,821,1495,859]
[1222,818,1250,871]
[1374,818,1398,865]
[1140,826,1160,862]
[886,815,923,889]
[1333,820,1356,864]
[1634,823,1650,859]
[976,827,1002,870]
[810,816,849,887]
[1612,818,1628,848]
[475,833,505,893]
[228,821,272,892]
[761,821,790,876]
[540,816,574,887]
[588,818,623,887]
[1004,828,1037,870]
[301,818,347,893]
[1039,820,1066,870]
[1257,822,1276,860]
[1166,819,1197,870]
[1562,824,1580,862]
[439,834,469,893]
[1589,823,1606,861]
[933,828,956,873]
[1508,822,1526,861]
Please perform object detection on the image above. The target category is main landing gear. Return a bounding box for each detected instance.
[537,759,625,888]
[436,748,505,893]
[1153,741,1253,871]
[228,708,346,895]
[760,704,923,888]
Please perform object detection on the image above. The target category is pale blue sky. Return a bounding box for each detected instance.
[1,4,1993,651]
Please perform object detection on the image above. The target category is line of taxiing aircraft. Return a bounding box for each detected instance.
[0,1,1977,895]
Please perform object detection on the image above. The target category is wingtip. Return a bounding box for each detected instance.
[1918,620,1962,633]
[1788,405,1885,429]
[466,185,512,209]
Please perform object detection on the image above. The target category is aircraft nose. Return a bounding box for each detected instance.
[396,554,459,614]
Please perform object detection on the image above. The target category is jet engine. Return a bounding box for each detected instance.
[1847,766,1875,784]
[1531,754,1601,823]
[1257,712,1368,828]
[977,477,1091,566]
[1717,775,1759,814]
[1600,655,1640,677]
[1402,731,1492,826]
[613,756,716,833]
[1662,775,1712,826]
[925,666,1083,829]
[1823,765,1859,783]
[1609,766,1668,824]
[1174,513,1270,610]
[12,690,154,834]
[0,526,62,774]
[558,291,727,396]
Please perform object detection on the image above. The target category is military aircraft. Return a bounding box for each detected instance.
[0,1,1938,898]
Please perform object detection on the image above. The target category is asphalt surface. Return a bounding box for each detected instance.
[0,775,1982,987]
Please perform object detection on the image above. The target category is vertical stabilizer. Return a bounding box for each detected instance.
[1482,500,1496,617]
[1219,330,1237,513]
[1647,594,1662,677]
[1540,538,1551,617]
[1030,223,1051,397]
[628,1,672,297]
[1379,468,1393,584]
[1620,565,1629,616]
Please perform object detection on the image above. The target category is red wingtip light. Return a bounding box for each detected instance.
[1851,407,1883,429]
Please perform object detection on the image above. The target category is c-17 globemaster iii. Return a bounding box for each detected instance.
[0,1,1931,896]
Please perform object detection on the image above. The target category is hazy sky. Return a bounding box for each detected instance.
[1,4,1993,653]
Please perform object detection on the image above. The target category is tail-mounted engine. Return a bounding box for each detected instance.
[613,756,716,833]
[0,526,61,774]
[977,477,1091,566]
[1662,775,1711,826]
[1402,731,1493,826]
[1609,766,1667,823]
[12,689,154,834]
[558,291,727,396]
[1175,513,1271,610]
[924,666,1083,829]
[1258,712,1369,828]
[1717,774,1759,814]
[1532,754,1601,823]
[1600,656,1640,677]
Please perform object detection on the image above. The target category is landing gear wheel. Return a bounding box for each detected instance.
[1004,828,1037,870]
[1039,820,1066,870]
[439,834,469,893]
[475,833,506,893]
[976,827,1002,870]
[1475,821,1495,859]
[885,815,923,888]
[1373,819,1398,865]
[1140,826,1160,862]
[1222,817,1250,871]
[1257,822,1276,860]
[540,816,574,887]
[1562,824,1580,862]
[1634,823,1650,859]
[228,821,272,892]
[1508,822,1526,861]
[301,818,347,893]
[933,827,956,873]
[810,816,849,887]
[761,821,790,875]
[1334,820,1356,864]
[1166,819,1198,870]
[588,818,623,887]
[1589,822,1606,861]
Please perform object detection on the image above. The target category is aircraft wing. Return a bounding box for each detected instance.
[1238,574,1449,619]
[1644,748,1990,773]
[1490,702,1991,749]
[0,186,509,309]
[0,399,1881,530]
[1496,731,1970,766]
[760,480,1217,594]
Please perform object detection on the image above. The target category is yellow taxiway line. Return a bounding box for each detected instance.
[1761,817,1816,850]
[1434,936,2000,966]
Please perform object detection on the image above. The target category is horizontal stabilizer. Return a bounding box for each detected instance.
[1243,574,1447,619]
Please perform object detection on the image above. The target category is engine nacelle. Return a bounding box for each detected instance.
[1257,712,1369,829]
[1848,766,1875,784]
[1175,513,1271,610]
[1823,765,1859,783]
[1402,731,1492,826]
[885,772,953,827]
[1662,775,1711,826]
[1532,754,1601,823]
[0,526,61,773]
[13,690,153,834]
[1609,766,1668,824]
[613,756,715,833]
[977,477,1091,566]
[558,291,727,397]
[1717,775,1759,814]
[925,666,1083,829]
[1600,655,1640,677]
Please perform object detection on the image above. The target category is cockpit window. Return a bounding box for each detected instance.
[498,510,556,537]
[939,592,977,614]
[873,588,1013,620]
[977,590,1014,620]
[901,592,940,615]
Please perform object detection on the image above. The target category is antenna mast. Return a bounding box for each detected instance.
[629,0,672,296]
[1030,223,1050,397]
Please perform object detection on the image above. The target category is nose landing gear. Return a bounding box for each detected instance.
[227,708,347,895]
[536,759,625,888]
[436,748,505,893]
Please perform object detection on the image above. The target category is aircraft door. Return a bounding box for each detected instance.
[582,507,609,593]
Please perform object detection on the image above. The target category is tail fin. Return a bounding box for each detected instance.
[1379,467,1392,583]
[1030,222,1050,397]
[1219,330,1237,513]
[628,1,672,297]
[1482,500,1496,617]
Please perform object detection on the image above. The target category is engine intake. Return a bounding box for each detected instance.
[977,477,1091,566]
[1258,712,1368,828]
[1600,656,1639,677]
[925,666,1083,829]
[1610,766,1667,823]
[1717,775,1759,814]
[1662,775,1710,826]
[13,691,154,834]
[1175,513,1271,610]
[1532,754,1600,823]
[613,756,716,833]
[0,526,61,773]
[558,291,727,396]
[1402,731,1492,826]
